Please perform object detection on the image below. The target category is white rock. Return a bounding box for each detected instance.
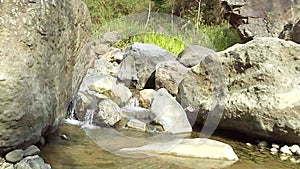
[119,138,239,161]
[290,157,297,163]
[258,141,268,148]
[271,143,280,149]
[290,144,300,154]
[246,143,252,147]
[270,147,278,154]
[127,119,147,131]
[296,148,300,156]
[280,154,289,161]
[280,145,293,155]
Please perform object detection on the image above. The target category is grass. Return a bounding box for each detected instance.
[114,33,185,56]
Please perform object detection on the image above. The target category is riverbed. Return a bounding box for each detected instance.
[40,124,299,169]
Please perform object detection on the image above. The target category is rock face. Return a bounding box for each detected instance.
[279,20,300,44]
[222,0,300,42]
[0,0,91,153]
[178,37,300,144]
[151,88,192,134]
[118,42,175,89]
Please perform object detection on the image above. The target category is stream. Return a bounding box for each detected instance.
[40,124,299,169]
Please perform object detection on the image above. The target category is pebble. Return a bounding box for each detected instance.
[270,147,278,154]
[290,144,300,154]
[24,145,41,157]
[246,143,252,147]
[5,149,24,163]
[280,154,289,161]
[280,145,293,155]
[271,143,280,149]
[258,141,268,148]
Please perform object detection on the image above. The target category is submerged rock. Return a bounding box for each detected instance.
[118,138,239,161]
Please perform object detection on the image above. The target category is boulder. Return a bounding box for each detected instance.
[155,61,189,95]
[151,88,192,134]
[14,155,51,169]
[279,20,300,44]
[222,0,300,41]
[118,42,175,89]
[79,75,132,107]
[176,45,215,67]
[177,37,300,144]
[96,99,127,126]
[24,145,41,157]
[0,0,91,152]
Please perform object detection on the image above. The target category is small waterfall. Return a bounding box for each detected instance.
[128,97,140,107]
[84,109,95,125]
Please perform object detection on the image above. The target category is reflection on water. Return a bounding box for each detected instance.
[40,124,299,169]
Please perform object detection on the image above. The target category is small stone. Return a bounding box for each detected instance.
[246,143,252,147]
[5,149,24,163]
[61,134,70,140]
[24,145,41,157]
[270,147,278,154]
[280,154,289,161]
[126,119,147,132]
[39,137,45,146]
[258,141,268,148]
[280,145,293,155]
[290,157,297,163]
[290,144,300,154]
[295,148,300,156]
[271,143,280,149]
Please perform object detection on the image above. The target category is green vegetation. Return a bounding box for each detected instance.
[115,33,185,56]
[83,0,242,52]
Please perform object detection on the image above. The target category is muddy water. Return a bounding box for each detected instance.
[40,124,299,169]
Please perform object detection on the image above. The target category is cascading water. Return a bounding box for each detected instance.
[84,109,95,125]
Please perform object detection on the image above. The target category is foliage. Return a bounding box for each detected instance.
[114,33,185,56]
[83,0,241,52]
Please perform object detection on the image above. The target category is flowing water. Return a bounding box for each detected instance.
[43,98,300,169]
[40,124,299,169]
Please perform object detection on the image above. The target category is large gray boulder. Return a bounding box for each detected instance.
[118,42,175,89]
[177,37,300,144]
[0,0,91,153]
[151,88,192,134]
[155,61,189,95]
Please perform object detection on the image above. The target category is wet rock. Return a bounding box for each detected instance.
[150,88,192,134]
[5,149,24,163]
[79,75,132,107]
[24,145,40,157]
[270,147,278,154]
[280,154,290,161]
[96,99,127,126]
[118,42,175,89]
[176,45,215,67]
[14,155,51,169]
[155,61,189,95]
